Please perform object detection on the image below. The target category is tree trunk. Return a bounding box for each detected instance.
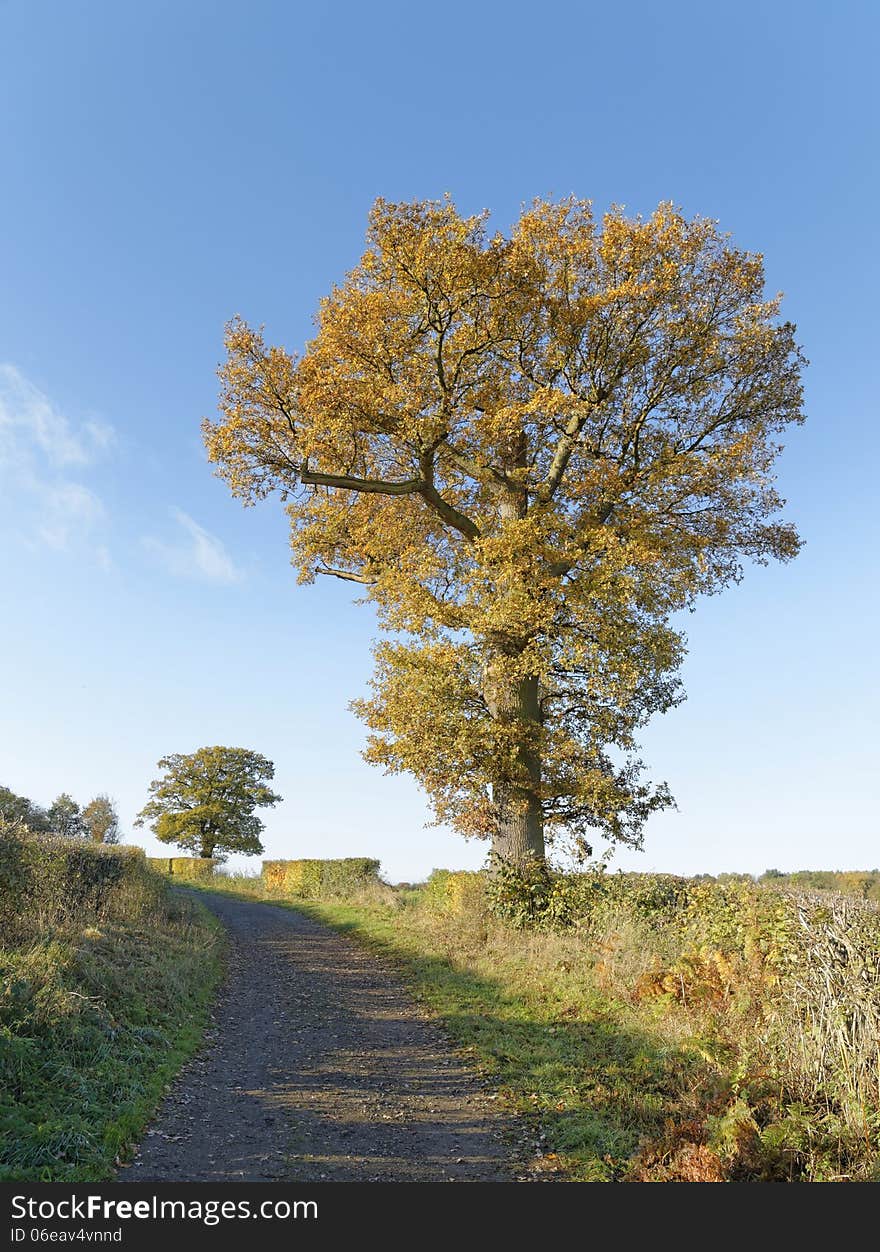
[486,447,545,869]
[486,670,545,868]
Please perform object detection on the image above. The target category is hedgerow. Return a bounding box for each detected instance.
[145,857,219,880]
[262,858,380,898]
[0,820,221,1180]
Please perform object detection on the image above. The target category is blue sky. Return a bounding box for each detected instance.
[1,0,877,881]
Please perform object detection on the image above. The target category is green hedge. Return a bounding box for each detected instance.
[484,864,795,941]
[262,858,380,898]
[423,868,487,915]
[0,829,147,941]
[145,857,218,880]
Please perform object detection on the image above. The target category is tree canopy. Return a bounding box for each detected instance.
[204,196,804,867]
[1,786,119,842]
[47,793,85,840]
[0,785,50,833]
[135,746,281,860]
[82,794,120,844]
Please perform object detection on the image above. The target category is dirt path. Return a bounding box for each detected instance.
[121,891,516,1182]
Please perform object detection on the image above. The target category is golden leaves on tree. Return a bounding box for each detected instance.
[204,196,804,855]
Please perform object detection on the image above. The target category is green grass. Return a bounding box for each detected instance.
[0,891,223,1181]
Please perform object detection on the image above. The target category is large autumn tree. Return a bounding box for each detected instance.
[135,747,281,860]
[204,197,804,868]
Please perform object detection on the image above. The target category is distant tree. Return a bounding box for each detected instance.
[0,785,50,832]
[47,793,85,839]
[0,786,28,824]
[134,747,281,860]
[762,868,784,879]
[82,794,120,844]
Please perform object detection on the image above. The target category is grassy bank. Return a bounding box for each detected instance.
[203,868,880,1182]
[0,826,223,1181]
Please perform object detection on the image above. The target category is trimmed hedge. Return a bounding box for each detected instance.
[0,827,221,1183]
[0,829,147,941]
[423,868,487,916]
[262,858,380,898]
[145,857,218,880]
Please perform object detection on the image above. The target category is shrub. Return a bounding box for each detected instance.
[262,858,381,899]
[169,857,218,880]
[146,857,173,874]
[771,894,880,1122]
[483,862,698,932]
[483,857,565,927]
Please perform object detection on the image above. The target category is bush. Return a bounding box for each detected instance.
[262,858,381,899]
[771,894,880,1121]
[171,857,218,880]
[482,857,555,927]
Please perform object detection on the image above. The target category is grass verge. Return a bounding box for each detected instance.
[1,885,223,1181]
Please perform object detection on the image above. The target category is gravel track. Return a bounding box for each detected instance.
[121,891,515,1182]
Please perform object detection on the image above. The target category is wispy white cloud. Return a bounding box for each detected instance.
[143,508,242,584]
[36,483,106,550]
[0,364,114,468]
[0,364,115,560]
[94,544,114,572]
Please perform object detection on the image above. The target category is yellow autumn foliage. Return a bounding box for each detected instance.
[205,197,804,864]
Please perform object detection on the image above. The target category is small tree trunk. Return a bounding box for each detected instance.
[486,670,545,868]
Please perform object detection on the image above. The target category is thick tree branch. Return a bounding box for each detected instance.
[315,564,377,585]
[538,391,609,502]
[419,482,480,538]
[302,455,480,541]
[418,446,481,540]
[300,464,424,496]
[538,411,590,501]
